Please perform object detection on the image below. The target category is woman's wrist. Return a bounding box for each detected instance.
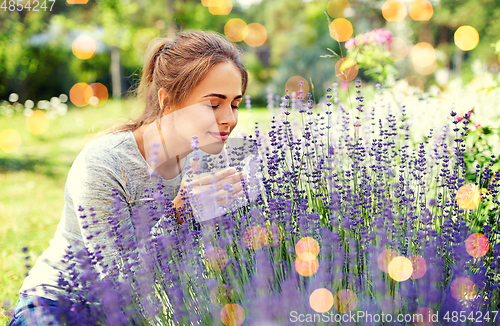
[173,195,191,224]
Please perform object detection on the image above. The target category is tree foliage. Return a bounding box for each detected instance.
[1,0,499,104]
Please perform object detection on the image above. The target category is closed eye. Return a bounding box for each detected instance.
[232,100,241,109]
[207,104,239,109]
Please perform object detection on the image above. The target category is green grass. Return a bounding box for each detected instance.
[0,100,271,324]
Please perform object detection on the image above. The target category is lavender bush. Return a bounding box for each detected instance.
[46,80,499,326]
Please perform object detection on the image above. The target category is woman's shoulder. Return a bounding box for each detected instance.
[72,131,139,173]
[84,131,132,153]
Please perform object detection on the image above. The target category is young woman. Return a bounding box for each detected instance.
[9,30,249,326]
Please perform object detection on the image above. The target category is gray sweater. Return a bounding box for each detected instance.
[18,130,205,301]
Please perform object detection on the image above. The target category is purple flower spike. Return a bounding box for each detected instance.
[47,77,500,324]
[191,135,199,150]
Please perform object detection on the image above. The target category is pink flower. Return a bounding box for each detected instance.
[370,28,393,45]
[469,123,481,132]
[457,109,473,122]
[345,28,393,50]
[345,38,356,49]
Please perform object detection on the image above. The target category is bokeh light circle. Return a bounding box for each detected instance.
[310,288,334,313]
[9,93,19,102]
[72,35,97,60]
[377,249,399,273]
[224,19,248,43]
[333,289,357,313]
[26,110,49,135]
[208,0,232,15]
[411,42,436,66]
[329,18,353,42]
[454,26,479,51]
[390,37,408,61]
[388,256,413,282]
[326,0,351,18]
[295,237,320,261]
[450,277,476,301]
[50,97,60,107]
[382,0,407,21]
[244,23,267,47]
[70,83,90,107]
[220,303,245,326]
[0,129,22,153]
[456,184,482,210]
[37,100,49,110]
[415,61,436,75]
[84,83,108,107]
[285,76,309,100]
[409,255,427,279]
[465,233,489,258]
[405,75,425,92]
[205,247,229,271]
[409,0,433,21]
[132,29,157,53]
[243,225,268,250]
[411,42,437,75]
[23,108,33,117]
[24,99,34,109]
[294,257,319,277]
[335,58,358,81]
[89,96,99,106]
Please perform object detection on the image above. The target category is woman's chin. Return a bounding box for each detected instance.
[199,142,225,154]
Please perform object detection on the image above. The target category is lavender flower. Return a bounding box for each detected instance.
[43,80,500,325]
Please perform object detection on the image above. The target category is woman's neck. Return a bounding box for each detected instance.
[133,124,192,179]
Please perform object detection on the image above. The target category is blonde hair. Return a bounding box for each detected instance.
[91,30,248,139]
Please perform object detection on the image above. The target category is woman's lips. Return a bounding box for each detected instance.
[207,131,228,141]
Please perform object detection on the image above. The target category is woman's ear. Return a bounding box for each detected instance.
[158,88,171,116]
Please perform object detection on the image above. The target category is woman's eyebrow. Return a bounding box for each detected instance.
[203,93,243,100]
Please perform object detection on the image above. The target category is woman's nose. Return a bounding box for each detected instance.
[217,105,237,126]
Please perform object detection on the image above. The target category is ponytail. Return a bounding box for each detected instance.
[137,39,171,104]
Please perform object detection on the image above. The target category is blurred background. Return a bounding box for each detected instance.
[1,0,500,322]
[0,0,499,107]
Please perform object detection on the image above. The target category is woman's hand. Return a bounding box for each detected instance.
[173,157,246,223]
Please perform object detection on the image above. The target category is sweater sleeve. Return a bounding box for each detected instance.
[65,144,135,280]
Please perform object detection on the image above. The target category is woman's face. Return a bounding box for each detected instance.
[166,61,243,155]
